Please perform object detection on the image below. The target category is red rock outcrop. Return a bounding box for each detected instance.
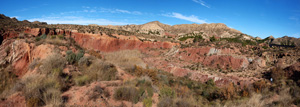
[71,32,178,52]
[24,28,41,36]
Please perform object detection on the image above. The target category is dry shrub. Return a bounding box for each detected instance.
[87,60,118,81]
[221,82,237,100]
[276,88,293,106]
[104,50,146,70]
[78,56,93,67]
[88,50,102,59]
[130,65,159,84]
[114,86,139,103]
[22,74,63,106]
[174,84,190,98]
[174,99,193,107]
[28,58,40,70]
[0,65,18,97]
[271,67,287,83]
[74,60,118,86]
[157,97,174,107]
[39,53,66,74]
[224,94,265,107]
[253,80,268,93]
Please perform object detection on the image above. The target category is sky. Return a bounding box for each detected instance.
[0,0,299,38]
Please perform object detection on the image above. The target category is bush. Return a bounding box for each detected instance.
[78,56,93,67]
[158,97,174,107]
[206,79,215,87]
[143,98,152,107]
[66,50,85,64]
[131,65,159,83]
[28,59,40,70]
[270,67,287,83]
[253,80,268,93]
[22,74,63,107]
[35,34,47,41]
[114,86,139,103]
[74,75,90,86]
[175,100,192,107]
[104,50,145,70]
[76,50,85,61]
[0,65,18,94]
[160,86,176,99]
[66,50,76,64]
[40,53,66,74]
[210,36,216,42]
[74,60,117,86]
[88,61,118,81]
[57,35,64,39]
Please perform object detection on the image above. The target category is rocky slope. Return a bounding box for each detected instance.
[0,14,300,106]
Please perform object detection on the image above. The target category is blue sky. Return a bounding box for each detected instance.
[0,0,299,38]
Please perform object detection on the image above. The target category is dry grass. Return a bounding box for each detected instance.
[22,74,63,106]
[221,94,261,107]
[103,50,146,70]
[39,53,66,74]
[74,60,118,86]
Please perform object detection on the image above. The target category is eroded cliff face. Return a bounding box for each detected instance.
[2,27,299,88]
[71,32,178,52]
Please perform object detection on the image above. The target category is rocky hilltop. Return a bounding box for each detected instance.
[100,21,244,38]
[0,14,300,107]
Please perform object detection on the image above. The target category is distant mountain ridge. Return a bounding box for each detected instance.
[99,21,243,38]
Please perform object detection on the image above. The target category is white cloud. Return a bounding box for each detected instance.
[192,0,210,8]
[28,17,130,25]
[10,16,20,19]
[165,12,207,24]
[99,8,142,15]
[115,9,131,14]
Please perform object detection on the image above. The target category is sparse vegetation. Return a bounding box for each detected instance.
[114,86,139,103]
[104,50,145,70]
[73,60,118,86]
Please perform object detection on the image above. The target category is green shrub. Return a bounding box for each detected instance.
[143,98,152,107]
[57,35,64,39]
[160,86,176,99]
[50,35,56,39]
[66,50,76,64]
[178,35,203,41]
[66,50,85,64]
[76,50,85,61]
[40,34,47,39]
[35,34,47,41]
[210,36,216,42]
[35,36,41,41]
[221,37,257,46]
[206,79,215,87]
[262,46,268,49]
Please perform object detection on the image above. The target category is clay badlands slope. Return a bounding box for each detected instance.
[0,14,300,106]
